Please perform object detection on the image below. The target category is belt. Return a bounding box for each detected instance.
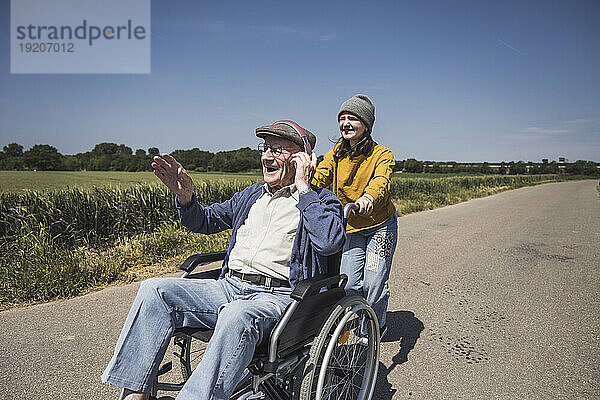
[228,270,290,288]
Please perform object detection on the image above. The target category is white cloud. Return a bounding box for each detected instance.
[318,33,337,41]
[193,20,336,42]
[248,25,336,42]
[340,83,390,91]
[524,127,571,134]
[151,31,168,42]
[563,119,591,124]
[497,39,526,56]
[200,20,235,33]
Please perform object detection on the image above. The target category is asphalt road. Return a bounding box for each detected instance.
[1,180,598,399]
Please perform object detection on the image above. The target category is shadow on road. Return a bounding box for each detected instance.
[374,310,424,399]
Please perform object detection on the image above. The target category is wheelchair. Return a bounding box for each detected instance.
[146,203,380,400]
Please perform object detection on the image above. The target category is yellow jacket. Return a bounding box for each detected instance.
[312,143,396,233]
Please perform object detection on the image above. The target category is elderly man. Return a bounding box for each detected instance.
[101,121,345,400]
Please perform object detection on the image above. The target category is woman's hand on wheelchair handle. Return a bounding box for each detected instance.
[355,195,374,216]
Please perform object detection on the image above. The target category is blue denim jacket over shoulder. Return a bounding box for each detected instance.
[175,183,345,289]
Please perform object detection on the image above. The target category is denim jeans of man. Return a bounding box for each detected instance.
[101,274,293,400]
[341,214,397,329]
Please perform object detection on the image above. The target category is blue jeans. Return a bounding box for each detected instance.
[101,274,292,400]
[341,214,397,328]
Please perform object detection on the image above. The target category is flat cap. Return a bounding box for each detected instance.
[256,121,316,151]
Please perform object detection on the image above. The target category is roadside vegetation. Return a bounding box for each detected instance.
[392,174,559,214]
[0,171,595,309]
[0,170,262,193]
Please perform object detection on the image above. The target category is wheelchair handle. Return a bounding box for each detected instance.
[343,203,359,222]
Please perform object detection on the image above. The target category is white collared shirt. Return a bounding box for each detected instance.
[227,183,300,280]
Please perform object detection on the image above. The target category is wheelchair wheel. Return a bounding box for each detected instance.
[299,296,379,400]
[179,334,207,380]
[150,332,209,399]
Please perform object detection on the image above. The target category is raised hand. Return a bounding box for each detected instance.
[152,153,194,207]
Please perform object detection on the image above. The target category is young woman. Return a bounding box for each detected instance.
[312,94,397,335]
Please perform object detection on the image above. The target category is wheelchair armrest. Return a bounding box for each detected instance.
[179,251,227,273]
[290,274,348,301]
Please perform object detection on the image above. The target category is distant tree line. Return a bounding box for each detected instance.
[0,142,261,172]
[394,158,599,176]
[1,142,598,175]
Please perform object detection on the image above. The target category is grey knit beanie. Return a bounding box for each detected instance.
[338,94,375,132]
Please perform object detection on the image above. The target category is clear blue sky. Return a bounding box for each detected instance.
[1,0,599,162]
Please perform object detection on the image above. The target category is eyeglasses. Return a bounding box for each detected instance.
[258,143,290,157]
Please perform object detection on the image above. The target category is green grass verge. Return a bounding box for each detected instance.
[391,174,559,214]
[1,225,229,309]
